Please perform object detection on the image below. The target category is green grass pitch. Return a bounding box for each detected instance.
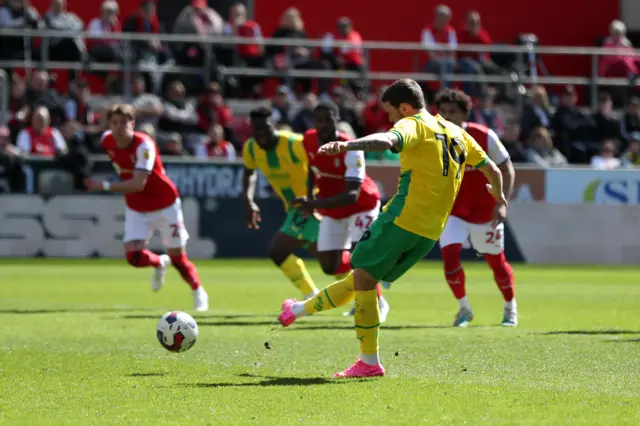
[0,259,638,425]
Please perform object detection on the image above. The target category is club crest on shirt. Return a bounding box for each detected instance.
[143,150,150,160]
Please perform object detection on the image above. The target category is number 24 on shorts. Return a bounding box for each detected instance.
[485,230,502,244]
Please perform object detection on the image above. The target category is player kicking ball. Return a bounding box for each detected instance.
[294,102,390,322]
[435,89,517,327]
[276,79,507,377]
[242,106,323,300]
[84,104,209,311]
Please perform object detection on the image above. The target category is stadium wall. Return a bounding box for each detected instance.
[1,159,639,265]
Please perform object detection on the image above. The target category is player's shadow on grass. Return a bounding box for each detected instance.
[541,330,640,336]
[606,338,640,343]
[185,374,348,388]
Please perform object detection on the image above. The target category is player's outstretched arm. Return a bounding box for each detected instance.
[498,159,515,200]
[84,170,149,194]
[318,133,400,154]
[477,159,508,227]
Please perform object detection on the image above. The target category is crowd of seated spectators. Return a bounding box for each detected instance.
[2,0,640,195]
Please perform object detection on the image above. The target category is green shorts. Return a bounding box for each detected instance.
[351,212,436,282]
[279,209,320,245]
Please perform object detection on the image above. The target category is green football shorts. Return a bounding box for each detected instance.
[279,208,320,244]
[351,212,436,282]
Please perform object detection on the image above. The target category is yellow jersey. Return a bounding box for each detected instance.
[242,131,308,209]
[385,112,488,240]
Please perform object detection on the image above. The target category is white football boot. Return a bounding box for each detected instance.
[193,287,209,312]
[151,254,171,292]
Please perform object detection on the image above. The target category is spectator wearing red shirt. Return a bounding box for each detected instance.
[17,106,68,157]
[456,10,499,96]
[599,20,639,79]
[322,17,365,96]
[196,83,237,146]
[362,85,391,135]
[222,1,265,96]
[87,0,122,63]
[422,5,457,87]
[195,123,236,160]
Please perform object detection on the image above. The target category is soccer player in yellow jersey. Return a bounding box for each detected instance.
[242,106,321,300]
[277,79,508,378]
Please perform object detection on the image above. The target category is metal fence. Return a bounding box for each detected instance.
[0,29,636,109]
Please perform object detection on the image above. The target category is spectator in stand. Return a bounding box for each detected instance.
[196,82,236,145]
[525,126,567,167]
[123,0,169,65]
[590,139,621,169]
[163,132,188,157]
[520,85,552,142]
[26,70,66,127]
[57,120,93,189]
[292,92,317,134]
[468,89,504,135]
[550,85,595,161]
[173,0,223,66]
[87,0,122,63]
[330,86,362,137]
[322,17,365,97]
[599,20,638,80]
[592,91,622,143]
[501,123,527,163]
[619,96,640,142]
[8,73,29,138]
[222,2,264,96]
[0,124,26,193]
[65,79,102,147]
[456,10,501,96]
[195,123,236,160]
[621,133,640,167]
[362,85,391,135]
[158,80,203,153]
[0,0,42,60]
[17,106,67,157]
[131,74,164,128]
[271,85,294,128]
[268,7,330,94]
[422,5,457,87]
[44,0,86,63]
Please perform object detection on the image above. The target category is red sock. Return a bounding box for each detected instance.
[442,244,466,299]
[170,254,201,290]
[126,250,160,268]
[336,251,352,275]
[375,284,383,298]
[484,252,514,302]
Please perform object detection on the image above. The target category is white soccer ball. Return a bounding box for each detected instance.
[156,311,199,353]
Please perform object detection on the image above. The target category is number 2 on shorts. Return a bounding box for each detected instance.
[355,215,373,230]
[485,230,502,244]
[170,224,180,238]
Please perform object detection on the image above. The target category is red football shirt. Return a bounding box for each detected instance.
[101,131,179,213]
[450,122,509,224]
[303,129,380,219]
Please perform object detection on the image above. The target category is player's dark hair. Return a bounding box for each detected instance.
[249,106,273,121]
[381,79,425,109]
[107,103,136,121]
[314,101,340,118]
[434,89,473,115]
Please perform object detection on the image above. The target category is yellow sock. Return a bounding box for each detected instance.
[279,255,318,297]
[303,271,355,314]
[354,289,380,363]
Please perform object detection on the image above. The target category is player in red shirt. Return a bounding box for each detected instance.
[434,90,517,327]
[84,104,209,312]
[294,102,390,322]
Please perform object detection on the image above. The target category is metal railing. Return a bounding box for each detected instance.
[0,29,635,109]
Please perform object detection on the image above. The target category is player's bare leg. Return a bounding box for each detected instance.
[316,249,390,323]
[167,246,209,312]
[484,252,517,326]
[124,240,171,292]
[269,232,318,300]
[442,243,474,327]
